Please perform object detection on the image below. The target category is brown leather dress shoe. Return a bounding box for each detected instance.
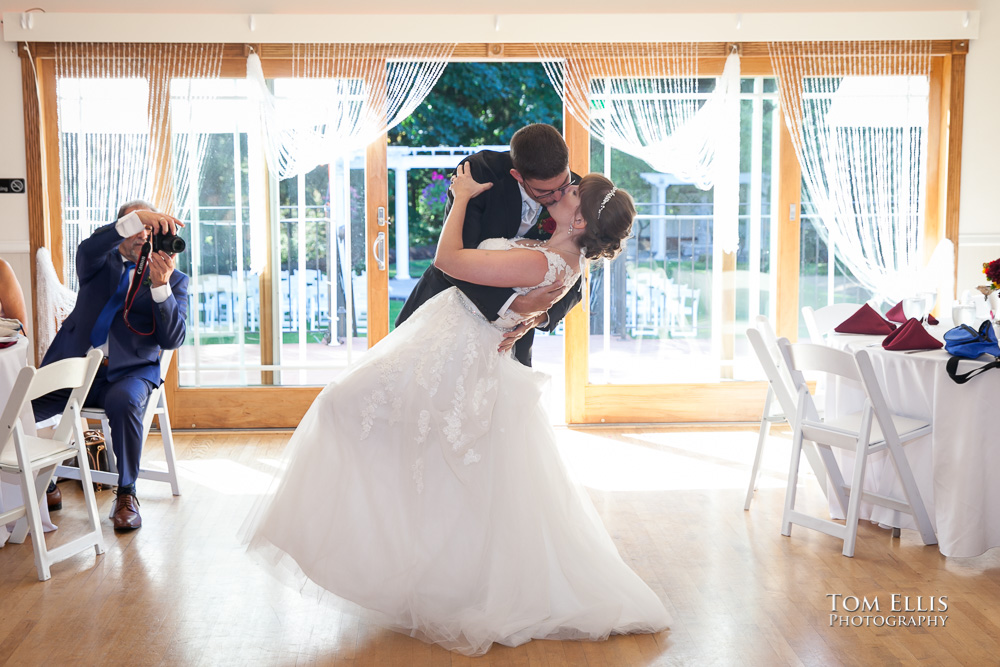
[47,482,62,511]
[111,492,142,531]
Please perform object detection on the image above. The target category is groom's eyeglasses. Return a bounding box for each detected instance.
[522,174,576,203]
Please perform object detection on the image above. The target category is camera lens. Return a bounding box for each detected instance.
[154,234,186,253]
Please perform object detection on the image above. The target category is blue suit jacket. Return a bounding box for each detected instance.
[41,222,189,385]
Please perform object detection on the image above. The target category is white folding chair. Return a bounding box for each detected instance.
[0,349,105,580]
[777,340,937,557]
[744,319,828,510]
[55,349,180,496]
[801,303,863,343]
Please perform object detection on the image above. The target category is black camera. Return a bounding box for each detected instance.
[151,232,186,254]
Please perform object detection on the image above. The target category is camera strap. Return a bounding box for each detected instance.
[123,240,156,336]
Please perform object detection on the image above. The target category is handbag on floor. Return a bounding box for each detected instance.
[65,430,112,490]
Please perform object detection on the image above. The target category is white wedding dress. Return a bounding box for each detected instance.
[245,239,670,656]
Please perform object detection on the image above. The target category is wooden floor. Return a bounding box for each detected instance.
[2,425,998,666]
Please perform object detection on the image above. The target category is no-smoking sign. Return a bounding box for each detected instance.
[0,178,26,194]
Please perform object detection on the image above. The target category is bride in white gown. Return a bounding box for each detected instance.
[245,164,671,656]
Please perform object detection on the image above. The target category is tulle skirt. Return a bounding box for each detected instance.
[244,288,670,655]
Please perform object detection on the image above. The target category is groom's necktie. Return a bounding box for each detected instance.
[90,261,135,348]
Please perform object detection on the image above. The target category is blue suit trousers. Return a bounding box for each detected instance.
[33,365,155,488]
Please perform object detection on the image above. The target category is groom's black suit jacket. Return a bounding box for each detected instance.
[395,149,583,367]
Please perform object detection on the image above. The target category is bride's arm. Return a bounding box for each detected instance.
[435,163,549,289]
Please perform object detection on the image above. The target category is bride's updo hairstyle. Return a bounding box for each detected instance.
[577,174,635,260]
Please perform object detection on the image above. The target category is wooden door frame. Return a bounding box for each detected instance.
[20,40,966,427]
[559,43,964,424]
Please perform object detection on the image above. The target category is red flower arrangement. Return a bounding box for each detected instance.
[537,216,556,236]
[984,257,1000,291]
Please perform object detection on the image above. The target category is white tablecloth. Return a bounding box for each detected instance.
[0,337,56,545]
[827,328,1000,557]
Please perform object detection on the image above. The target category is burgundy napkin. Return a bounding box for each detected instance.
[834,303,897,335]
[886,301,939,325]
[881,318,943,351]
[886,301,906,323]
[0,341,16,349]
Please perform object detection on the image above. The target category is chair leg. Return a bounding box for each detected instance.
[158,405,181,496]
[816,444,850,518]
[74,426,106,557]
[885,439,938,546]
[9,467,55,545]
[800,441,830,500]
[744,393,774,511]
[781,427,805,537]
[842,434,871,558]
[20,467,51,581]
[7,516,28,544]
[102,417,119,477]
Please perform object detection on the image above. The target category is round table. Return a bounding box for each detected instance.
[826,326,1000,557]
[0,336,56,545]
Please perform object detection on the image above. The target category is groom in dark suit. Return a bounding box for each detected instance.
[396,124,582,366]
[33,200,188,531]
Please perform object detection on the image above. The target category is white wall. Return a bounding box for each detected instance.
[956,4,1000,295]
[0,0,997,309]
[0,34,29,327]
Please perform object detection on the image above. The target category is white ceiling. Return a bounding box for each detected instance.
[0,0,986,15]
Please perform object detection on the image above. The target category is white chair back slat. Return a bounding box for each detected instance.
[0,368,36,446]
[802,303,864,343]
[158,349,174,382]
[24,353,98,402]
[744,320,830,511]
[781,341,861,383]
[747,328,797,419]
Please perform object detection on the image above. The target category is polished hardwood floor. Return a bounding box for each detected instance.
[1,425,998,666]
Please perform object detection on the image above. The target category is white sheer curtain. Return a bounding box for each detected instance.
[537,43,742,253]
[769,41,932,304]
[34,247,77,360]
[54,43,224,288]
[247,43,455,181]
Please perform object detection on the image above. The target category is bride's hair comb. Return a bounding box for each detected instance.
[597,187,618,219]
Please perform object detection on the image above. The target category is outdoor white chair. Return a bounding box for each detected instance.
[744,318,828,510]
[776,339,937,557]
[627,269,668,338]
[0,349,105,580]
[351,273,368,336]
[55,349,180,496]
[801,303,863,343]
[666,283,700,337]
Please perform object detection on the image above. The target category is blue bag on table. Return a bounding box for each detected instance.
[944,321,1000,384]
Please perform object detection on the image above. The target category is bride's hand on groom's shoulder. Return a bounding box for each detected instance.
[449,163,493,200]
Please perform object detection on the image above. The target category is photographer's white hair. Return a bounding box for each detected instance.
[117,199,158,219]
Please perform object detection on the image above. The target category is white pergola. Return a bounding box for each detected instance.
[348,144,508,280]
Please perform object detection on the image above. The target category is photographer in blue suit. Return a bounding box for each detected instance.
[33,200,188,531]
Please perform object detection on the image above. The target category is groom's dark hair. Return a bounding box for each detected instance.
[510,124,569,181]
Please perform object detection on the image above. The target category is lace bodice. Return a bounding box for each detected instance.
[476,237,583,330]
